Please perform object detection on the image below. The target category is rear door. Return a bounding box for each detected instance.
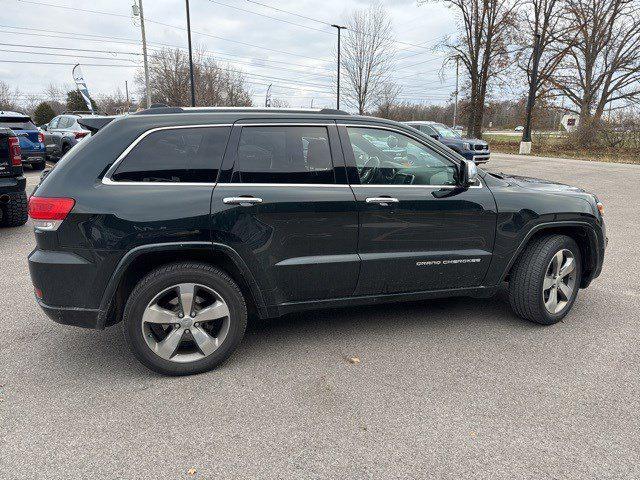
[210,120,359,305]
[340,124,497,295]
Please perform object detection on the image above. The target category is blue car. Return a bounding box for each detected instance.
[0,111,46,170]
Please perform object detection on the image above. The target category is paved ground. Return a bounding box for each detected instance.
[1,154,639,479]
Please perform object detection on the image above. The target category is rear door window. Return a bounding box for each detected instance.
[111,126,231,183]
[232,126,334,184]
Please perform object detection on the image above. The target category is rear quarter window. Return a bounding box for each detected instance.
[111,126,231,183]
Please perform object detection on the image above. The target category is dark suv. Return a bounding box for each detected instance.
[28,107,606,375]
[0,127,28,227]
[405,121,490,164]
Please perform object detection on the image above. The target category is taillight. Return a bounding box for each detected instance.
[28,196,75,231]
[8,137,22,166]
[74,131,89,139]
[38,132,45,144]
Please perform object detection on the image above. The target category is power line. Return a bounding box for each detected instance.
[16,0,333,63]
[0,41,140,56]
[0,48,138,62]
[0,59,140,67]
[243,0,441,53]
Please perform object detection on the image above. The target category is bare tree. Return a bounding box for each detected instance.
[0,80,21,112]
[137,47,252,107]
[340,2,396,114]
[424,0,518,137]
[551,0,640,137]
[517,0,574,100]
[375,82,402,118]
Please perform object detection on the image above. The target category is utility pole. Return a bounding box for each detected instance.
[125,80,130,111]
[185,0,196,107]
[331,24,347,110]
[265,84,272,107]
[133,0,151,109]
[520,33,541,155]
[453,55,459,128]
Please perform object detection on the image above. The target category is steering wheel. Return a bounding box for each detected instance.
[359,155,380,184]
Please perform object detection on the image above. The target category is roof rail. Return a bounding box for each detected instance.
[318,108,349,115]
[133,106,351,116]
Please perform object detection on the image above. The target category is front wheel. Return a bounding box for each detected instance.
[122,262,248,375]
[508,234,581,325]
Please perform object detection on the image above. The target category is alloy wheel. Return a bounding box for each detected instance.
[542,249,577,314]
[141,283,230,363]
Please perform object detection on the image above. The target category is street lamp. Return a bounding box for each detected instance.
[331,24,347,110]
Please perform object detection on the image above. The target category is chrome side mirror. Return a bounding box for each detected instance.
[460,159,478,187]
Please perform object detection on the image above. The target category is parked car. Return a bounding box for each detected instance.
[0,127,28,227]
[40,113,92,161]
[28,107,607,375]
[515,125,525,132]
[404,121,490,164]
[0,111,46,170]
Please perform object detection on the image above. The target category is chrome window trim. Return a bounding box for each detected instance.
[102,123,233,186]
[235,123,335,127]
[215,183,349,188]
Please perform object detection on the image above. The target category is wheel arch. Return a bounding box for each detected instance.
[96,242,269,329]
[502,221,600,289]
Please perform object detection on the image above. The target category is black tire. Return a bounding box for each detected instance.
[508,234,582,325]
[0,191,28,227]
[122,262,247,376]
[31,159,46,171]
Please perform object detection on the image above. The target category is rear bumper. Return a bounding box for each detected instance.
[37,299,100,329]
[0,175,26,194]
[21,152,46,164]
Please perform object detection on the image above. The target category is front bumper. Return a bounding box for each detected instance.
[460,150,491,164]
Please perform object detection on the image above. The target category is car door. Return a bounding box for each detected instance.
[210,121,359,305]
[339,123,497,295]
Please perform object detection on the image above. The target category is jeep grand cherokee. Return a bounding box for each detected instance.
[28,107,606,375]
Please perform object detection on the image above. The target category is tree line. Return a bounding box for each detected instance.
[341,0,640,140]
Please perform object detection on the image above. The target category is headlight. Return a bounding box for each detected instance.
[463,142,471,150]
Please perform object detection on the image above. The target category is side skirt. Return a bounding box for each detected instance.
[273,285,499,317]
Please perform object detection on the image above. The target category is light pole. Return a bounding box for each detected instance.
[133,0,151,109]
[331,24,347,110]
[453,55,460,128]
[185,0,196,107]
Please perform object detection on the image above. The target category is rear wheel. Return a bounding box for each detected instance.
[508,234,581,324]
[0,191,28,227]
[122,262,247,376]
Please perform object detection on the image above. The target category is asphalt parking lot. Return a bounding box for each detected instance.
[1,153,639,479]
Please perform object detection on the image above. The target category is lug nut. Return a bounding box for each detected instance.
[178,313,183,318]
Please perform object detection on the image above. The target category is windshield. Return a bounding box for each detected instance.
[432,123,460,138]
[0,117,37,130]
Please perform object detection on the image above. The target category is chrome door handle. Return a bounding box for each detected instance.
[365,197,399,205]
[223,196,263,206]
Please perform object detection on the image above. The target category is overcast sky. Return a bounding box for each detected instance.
[2,0,458,109]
